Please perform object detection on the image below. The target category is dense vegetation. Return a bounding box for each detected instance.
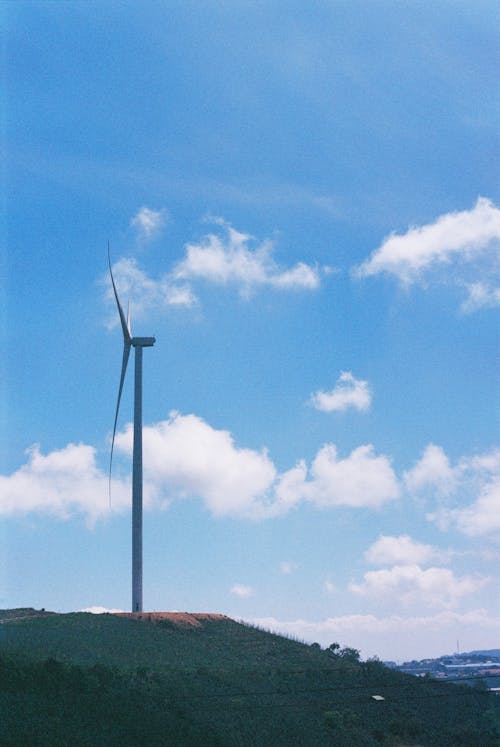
[1,609,498,745]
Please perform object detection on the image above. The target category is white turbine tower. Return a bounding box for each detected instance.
[108,245,155,613]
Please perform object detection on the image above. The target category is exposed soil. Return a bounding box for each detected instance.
[113,612,229,628]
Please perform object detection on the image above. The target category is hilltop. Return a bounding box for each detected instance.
[1,608,498,746]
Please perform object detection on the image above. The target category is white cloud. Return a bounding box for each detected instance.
[174,220,320,293]
[404,444,456,496]
[0,443,130,525]
[105,257,196,327]
[323,580,336,593]
[3,425,497,546]
[248,609,500,661]
[231,584,254,598]
[454,475,500,536]
[354,197,500,309]
[0,414,401,523]
[273,461,308,514]
[349,564,488,608]
[305,444,400,509]
[310,371,371,413]
[105,218,324,324]
[115,414,400,517]
[279,561,298,575]
[80,606,124,614]
[365,535,448,566]
[405,445,500,539]
[464,449,500,473]
[356,197,500,282]
[131,206,168,242]
[116,412,278,519]
[460,282,500,313]
[429,475,500,539]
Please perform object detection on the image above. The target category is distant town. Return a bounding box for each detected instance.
[384,649,500,694]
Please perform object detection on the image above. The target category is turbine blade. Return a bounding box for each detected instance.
[109,340,131,505]
[108,242,131,344]
[127,300,132,337]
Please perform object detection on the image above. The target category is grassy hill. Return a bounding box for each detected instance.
[1,608,498,746]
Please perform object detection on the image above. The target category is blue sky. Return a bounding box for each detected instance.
[3,1,499,660]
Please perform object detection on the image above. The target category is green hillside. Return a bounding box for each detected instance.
[1,608,498,746]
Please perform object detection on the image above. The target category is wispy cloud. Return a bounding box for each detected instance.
[131,206,168,242]
[230,583,254,598]
[460,282,500,313]
[279,561,298,575]
[310,371,371,413]
[105,257,196,328]
[354,197,500,311]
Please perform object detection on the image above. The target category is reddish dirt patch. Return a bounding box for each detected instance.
[114,612,229,628]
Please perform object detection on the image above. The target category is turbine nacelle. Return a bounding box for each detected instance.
[132,336,156,348]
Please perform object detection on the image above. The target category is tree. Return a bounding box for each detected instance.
[327,642,341,656]
[339,647,360,663]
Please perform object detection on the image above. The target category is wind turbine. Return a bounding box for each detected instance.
[108,245,155,613]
